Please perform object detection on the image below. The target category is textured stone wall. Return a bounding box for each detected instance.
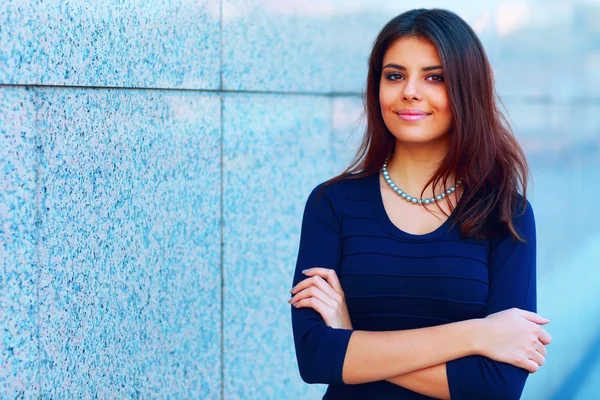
[1,1,599,399]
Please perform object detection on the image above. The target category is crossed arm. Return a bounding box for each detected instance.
[385,363,450,399]
[291,268,549,399]
[342,323,476,399]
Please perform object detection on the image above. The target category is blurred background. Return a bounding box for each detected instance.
[1,0,599,398]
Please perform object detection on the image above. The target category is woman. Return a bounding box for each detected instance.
[288,8,551,400]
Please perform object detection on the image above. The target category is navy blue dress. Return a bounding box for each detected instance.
[290,172,536,400]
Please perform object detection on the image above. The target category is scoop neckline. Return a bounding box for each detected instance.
[369,171,458,240]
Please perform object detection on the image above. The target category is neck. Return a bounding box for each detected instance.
[385,137,454,197]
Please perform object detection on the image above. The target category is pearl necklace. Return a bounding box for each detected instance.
[381,158,461,205]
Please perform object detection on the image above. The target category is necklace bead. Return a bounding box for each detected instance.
[381,158,461,206]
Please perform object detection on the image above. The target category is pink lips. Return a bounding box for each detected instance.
[396,109,431,122]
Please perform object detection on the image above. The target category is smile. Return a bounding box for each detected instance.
[396,112,431,122]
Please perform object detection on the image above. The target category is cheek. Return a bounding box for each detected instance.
[434,104,452,126]
[431,93,452,120]
[379,85,396,110]
[435,90,451,112]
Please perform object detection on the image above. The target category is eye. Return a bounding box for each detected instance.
[385,73,404,81]
[427,74,445,83]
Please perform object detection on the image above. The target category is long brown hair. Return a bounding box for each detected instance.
[323,8,529,241]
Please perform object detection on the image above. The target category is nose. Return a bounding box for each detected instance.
[401,76,421,101]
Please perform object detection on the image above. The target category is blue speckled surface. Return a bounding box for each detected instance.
[0,87,39,399]
[222,93,333,399]
[0,1,221,89]
[1,1,600,399]
[331,96,365,173]
[34,89,222,398]
[222,1,332,92]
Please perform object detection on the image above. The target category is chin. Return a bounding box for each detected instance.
[391,129,449,145]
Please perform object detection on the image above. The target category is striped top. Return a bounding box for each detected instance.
[290,171,536,400]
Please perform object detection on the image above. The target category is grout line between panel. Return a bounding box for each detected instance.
[4,83,599,105]
[219,0,223,92]
[219,3,225,399]
[219,96,225,400]
[30,85,43,399]
[0,83,360,98]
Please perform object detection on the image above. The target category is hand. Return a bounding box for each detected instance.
[479,308,552,373]
[289,268,353,330]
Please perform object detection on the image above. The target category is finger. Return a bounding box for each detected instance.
[293,297,331,317]
[311,275,341,302]
[529,349,545,367]
[291,276,320,296]
[535,340,547,357]
[292,275,340,302]
[520,358,539,374]
[290,286,337,309]
[516,309,550,325]
[290,286,336,308]
[538,329,552,345]
[303,268,343,295]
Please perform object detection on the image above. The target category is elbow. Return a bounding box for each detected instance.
[490,385,524,400]
[473,381,525,400]
[486,368,527,400]
[298,366,320,384]
[297,356,315,383]
[297,354,334,384]
[448,358,527,400]
[293,324,352,385]
[455,385,522,400]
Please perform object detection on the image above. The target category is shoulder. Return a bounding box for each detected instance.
[513,194,536,244]
[303,172,375,222]
[307,171,375,204]
[488,193,535,244]
[512,194,535,229]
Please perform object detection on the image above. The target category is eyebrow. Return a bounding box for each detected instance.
[382,63,443,72]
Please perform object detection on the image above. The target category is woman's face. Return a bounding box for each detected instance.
[379,36,452,145]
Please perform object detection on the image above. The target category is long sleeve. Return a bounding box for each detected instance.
[445,199,537,400]
[290,183,354,385]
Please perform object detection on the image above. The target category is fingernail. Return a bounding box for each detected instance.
[290,287,295,293]
[293,302,299,307]
[302,269,309,274]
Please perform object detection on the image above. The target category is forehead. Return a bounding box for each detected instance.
[382,36,441,66]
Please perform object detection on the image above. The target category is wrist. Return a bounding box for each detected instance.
[461,318,486,356]
[463,318,486,356]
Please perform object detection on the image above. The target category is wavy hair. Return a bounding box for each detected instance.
[323,8,529,241]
